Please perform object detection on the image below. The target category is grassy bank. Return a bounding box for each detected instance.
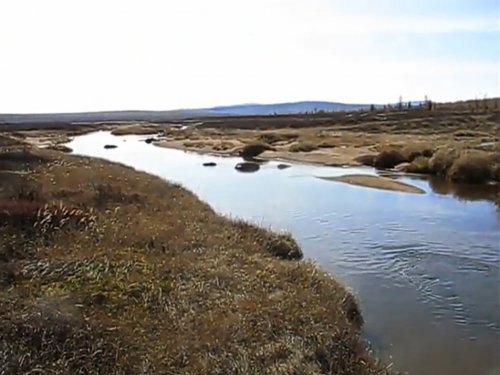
[0,140,389,374]
[148,103,499,182]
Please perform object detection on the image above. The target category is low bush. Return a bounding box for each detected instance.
[447,151,493,184]
[428,148,460,177]
[239,142,274,158]
[373,148,408,169]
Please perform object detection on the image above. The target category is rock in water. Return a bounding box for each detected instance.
[235,162,260,173]
[277,163,291,170]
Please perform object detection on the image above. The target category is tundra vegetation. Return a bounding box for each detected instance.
[0,134,390,374]
[143,98,499,186]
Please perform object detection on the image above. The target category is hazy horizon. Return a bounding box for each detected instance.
[1,0,498,114]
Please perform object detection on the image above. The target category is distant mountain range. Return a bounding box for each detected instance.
[0,101,370,125]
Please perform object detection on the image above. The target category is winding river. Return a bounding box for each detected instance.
[67,131,499,375]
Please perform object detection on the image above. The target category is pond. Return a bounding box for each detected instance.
[67,131,499,375]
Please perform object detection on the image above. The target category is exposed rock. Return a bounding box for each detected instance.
[203,162,217,167]
[144,138,156,144]
[277,163,291,170]
[235,162,260,173]
[104,145,118,149]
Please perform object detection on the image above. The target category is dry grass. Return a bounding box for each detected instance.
[406,156,431,174]
[111,124,162,136]
[47,144,73,153]
[401,143,434,161]
[288,142,318,153]
[258,132,299,145]
[0,147,389,374]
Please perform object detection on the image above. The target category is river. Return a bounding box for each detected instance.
[67,131,500,375]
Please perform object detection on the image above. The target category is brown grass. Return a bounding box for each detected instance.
[354,154,376,167]
[288,142,318,152]
[0,147,389,374]
[402,143,434,161]
[111,124,162,136]
[47,144,73,153]
[406,156,431,174]
[258,132,298,145]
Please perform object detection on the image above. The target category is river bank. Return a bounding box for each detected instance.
[0,138,389,374]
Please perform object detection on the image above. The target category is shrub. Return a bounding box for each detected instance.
[447,152,493,184]
[288,142,318,152]
[264,233,303,260]
[239,142,273,158]
[373,148,408,169]
[428,148,459,177]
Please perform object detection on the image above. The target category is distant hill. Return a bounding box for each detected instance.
[0,101,369,125]
[206,101,369,116]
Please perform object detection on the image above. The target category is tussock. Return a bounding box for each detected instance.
[239,142,274,158]
[406,156,431,174]
[373,148,408,169]
[448,151,493,183]
[428,147,460,177]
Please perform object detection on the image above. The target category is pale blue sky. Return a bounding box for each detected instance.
[0,0,498,113]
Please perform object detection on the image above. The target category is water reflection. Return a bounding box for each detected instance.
[379,171,499,204]
[428,176,499,203]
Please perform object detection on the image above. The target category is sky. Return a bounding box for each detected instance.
[0,0,498,113]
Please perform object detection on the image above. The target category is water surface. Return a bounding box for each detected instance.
[67,132,500,375]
